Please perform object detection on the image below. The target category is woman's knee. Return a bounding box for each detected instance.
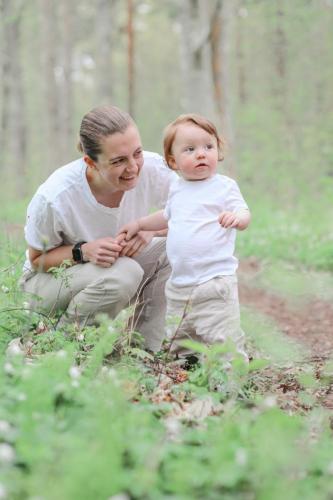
[102,257,144,302]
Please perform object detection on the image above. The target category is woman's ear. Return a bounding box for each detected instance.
[84,155,96,169]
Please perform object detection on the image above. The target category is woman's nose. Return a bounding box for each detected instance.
[126,158,138,172]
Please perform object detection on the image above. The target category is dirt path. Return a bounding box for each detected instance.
[238,259,333,359]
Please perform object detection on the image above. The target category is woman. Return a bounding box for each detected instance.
[21,105,177,351]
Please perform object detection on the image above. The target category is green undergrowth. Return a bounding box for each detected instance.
[1,314,333,499]
[242,259,333,305]
[0,268,333,499]
[236,197,333,272]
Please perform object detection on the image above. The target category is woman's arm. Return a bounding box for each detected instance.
[29,245,73,272]
[29,236,125,272]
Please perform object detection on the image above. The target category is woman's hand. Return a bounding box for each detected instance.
[118,230,154,257]
[118,221,141,241]
[82,236,125,267]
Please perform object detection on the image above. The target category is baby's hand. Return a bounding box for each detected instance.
[118,221,141,241]
[218,211,240,229]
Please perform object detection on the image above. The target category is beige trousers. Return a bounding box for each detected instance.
[165,275,247,359]
[21,238,170,351]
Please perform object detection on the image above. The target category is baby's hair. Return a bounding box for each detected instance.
[163,113,225,167]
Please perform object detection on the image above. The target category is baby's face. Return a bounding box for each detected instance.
[168,123,218,181]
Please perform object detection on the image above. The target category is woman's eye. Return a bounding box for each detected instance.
[110,159,124,166]
[134,150,143,158]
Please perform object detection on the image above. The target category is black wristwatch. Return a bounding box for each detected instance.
[72,241,87,264]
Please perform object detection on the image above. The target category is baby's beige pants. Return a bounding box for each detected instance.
[165,275,247,359]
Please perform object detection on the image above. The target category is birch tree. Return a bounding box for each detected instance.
[58,0,75,162]
[95,0,118,106]
[178,0,214,115]
[39,0,61,173]
[0,0,27,196]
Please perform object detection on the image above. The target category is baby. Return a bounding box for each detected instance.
[120,113,251,362]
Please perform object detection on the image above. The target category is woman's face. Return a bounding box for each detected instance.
[92,125,144,192]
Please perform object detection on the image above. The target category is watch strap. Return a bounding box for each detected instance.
[72,241,87,263]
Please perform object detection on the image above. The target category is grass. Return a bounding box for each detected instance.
[1,317,333,499]
[0,196,333,499]
[236,197,333,272]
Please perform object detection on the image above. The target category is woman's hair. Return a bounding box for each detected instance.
[78,105,134,161]
[163,113,225,167]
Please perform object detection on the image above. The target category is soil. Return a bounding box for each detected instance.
[237,258,333,410]
[238,258,333,359]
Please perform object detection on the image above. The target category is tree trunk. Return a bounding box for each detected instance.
[0,0,27,196]
[95,0,117,106]
[235,4,247,105]
[210,0,237,176]
[127,0,135,117]
[273,0,287,113]
[58,0,75,163]
[178,0,214,115]
[0,0,11,161]
[39,0,61,173]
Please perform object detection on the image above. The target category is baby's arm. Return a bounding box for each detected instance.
[119,210,168,241]
[218,209,251,231]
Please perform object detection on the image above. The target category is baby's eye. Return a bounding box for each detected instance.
[205,144,214,150]
[185,146,194,152]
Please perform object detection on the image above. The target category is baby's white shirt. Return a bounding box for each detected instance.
[163,174,248,287]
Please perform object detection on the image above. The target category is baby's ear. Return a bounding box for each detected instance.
[168,155,178,171]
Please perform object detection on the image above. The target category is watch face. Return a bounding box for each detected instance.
[72,245,83,262]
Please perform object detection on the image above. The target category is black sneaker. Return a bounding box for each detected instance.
[182,354,200,371]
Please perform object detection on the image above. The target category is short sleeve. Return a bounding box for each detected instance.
[149,155,178,209]
[224,179,249,213]
[163,198,171,221]
[24,194,64,251]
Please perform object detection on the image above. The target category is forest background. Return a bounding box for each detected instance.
[1,0,332,269]
[1,1,333,499]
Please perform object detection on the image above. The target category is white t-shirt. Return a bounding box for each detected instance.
[24,151,177,272]
[163,174,249,287]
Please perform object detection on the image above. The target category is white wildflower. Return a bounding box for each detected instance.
[3,362,15,376]
[164,417,182,442]
[22,301,30,314]
[235,448,247,466]
[263,396,277,408]
[0,483,7,499]
[69,366,81,379]
[1,285,9,293]
[108,493,130,500]
[0,443,15,465]
[0,421,11,435]
[16,393,27,402]
[108,368,117,378]
[6,338,24,357]
[56,350,67,358]
[77,333,84,342]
